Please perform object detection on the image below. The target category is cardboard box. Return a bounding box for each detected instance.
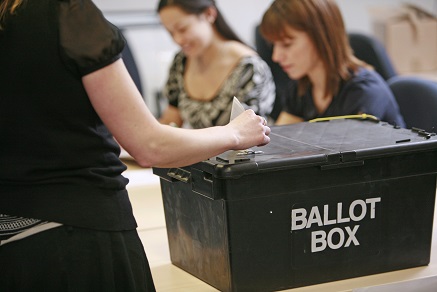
[371,4,437,73]
[154,119,437,291]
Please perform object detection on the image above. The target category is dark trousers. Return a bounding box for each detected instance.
[0,226,156,292]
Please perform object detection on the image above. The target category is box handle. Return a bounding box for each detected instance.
[167,168,191,183]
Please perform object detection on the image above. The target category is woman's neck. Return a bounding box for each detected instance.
[192,37,228,72]
[308,63,329,100]
[308,64,333,114]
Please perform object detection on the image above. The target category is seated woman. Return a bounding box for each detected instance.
[259,0,405,127]
[157,0,275,128]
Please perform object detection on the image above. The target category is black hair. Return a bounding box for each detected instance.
[157,0,244,43]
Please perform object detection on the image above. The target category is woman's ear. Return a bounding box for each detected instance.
[203,6,217,23]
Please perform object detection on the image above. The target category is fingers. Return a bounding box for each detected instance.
[261,116,267,126]
[231,110,271,148]
[258,115,271,146]
[264,124,271,135]
[258,116,269,133]
[260,122,271,146]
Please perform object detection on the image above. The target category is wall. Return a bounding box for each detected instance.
[93,0,437,116]
[94,0,437,43]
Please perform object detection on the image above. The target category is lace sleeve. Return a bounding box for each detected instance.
[57,0,125,76]
[162,52,185,107]
[233,56,276,118]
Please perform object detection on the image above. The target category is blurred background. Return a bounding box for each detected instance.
[93,0,437,117]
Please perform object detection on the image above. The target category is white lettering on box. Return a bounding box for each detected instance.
[350,200,366,221]
[344,225,360,247]
[312,230,326,252]
[337,202,350,224]
[328,227,345,250]
[291,208,307,231]
[292,197,381,253]
[366,197,381,219]
[310,225,361,252]
[307,206,323,228]
[323,204,336,226]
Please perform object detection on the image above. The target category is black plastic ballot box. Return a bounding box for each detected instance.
[153,119,437,292]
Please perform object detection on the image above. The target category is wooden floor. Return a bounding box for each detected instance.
[122,159,437,292]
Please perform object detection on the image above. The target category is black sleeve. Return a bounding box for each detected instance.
[57,0,125,76]
[339,70,405,126]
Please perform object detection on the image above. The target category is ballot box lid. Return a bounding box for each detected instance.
[195,119,437,178]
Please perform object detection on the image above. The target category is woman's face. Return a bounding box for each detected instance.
[159,6,214,57]
[271,25,322,80]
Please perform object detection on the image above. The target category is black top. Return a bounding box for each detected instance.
[283,68,406,127]
[0,0,136,230]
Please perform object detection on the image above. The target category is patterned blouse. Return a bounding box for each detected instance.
[162,52,276,129]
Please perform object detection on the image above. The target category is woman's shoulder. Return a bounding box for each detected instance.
[224,41,258,65]
[57,0,125,76]
[227,41,257,56]
[351,67,386,84]
[167,51,187,74]
[339,67,396,107]
[227,43,269,70]
[344,68,405,127]
[172,51,187,64]
[345,67,389,91]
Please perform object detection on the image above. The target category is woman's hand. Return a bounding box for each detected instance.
[227,109,271,150]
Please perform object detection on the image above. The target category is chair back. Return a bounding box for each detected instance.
[388,76,437,132]
[348,32,397,81]
[121,34,144,96]
[254,25,294,121]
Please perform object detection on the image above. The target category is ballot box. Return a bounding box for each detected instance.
[153,119,437,292]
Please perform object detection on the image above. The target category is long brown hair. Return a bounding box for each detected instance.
[0,0,24,29]
[260,0,369,97]
[157,0,243,44]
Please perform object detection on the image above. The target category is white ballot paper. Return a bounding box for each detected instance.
[230,96,245,122]
[229,96,263,155]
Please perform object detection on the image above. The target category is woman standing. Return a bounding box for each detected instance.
[0,0,270,291]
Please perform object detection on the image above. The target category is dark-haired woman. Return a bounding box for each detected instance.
[260,0,405,127]
[157,0,275,128]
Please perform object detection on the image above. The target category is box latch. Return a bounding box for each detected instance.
[167,168,191,183]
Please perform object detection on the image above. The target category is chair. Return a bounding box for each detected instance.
[388,76,437,133]
[120,32,144,96]
[348,32,397,81]
[254,25,295,121]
